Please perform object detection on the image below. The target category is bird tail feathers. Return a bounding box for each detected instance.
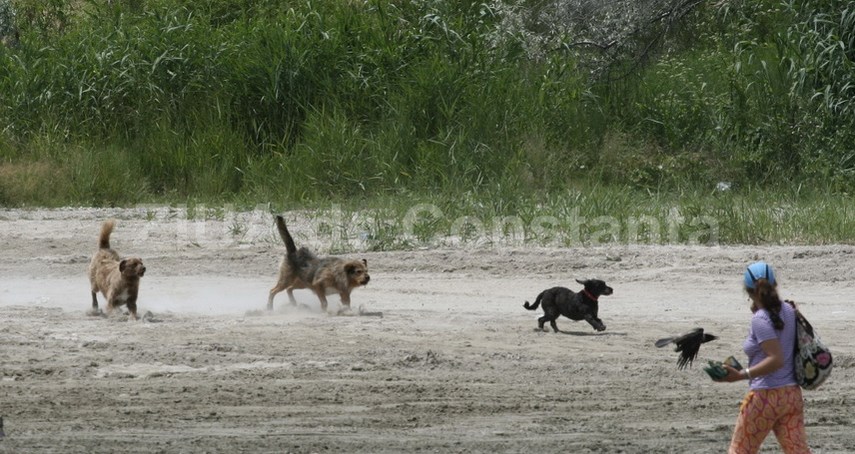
[654,337,674,348]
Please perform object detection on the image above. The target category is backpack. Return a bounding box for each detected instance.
[792,307,832,390]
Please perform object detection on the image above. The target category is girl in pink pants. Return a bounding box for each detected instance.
[715,261,811,454]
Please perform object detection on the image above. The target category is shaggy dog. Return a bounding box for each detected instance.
[267,215,370,313]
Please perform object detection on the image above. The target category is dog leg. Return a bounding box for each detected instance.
[537,315,548,331]
[585,315,606,332]
[88,291,102,316]
[543,308,560,332]
[314,288,330,313]
[286,288,298,305]
[268,284,286,311]
[126,298,139,321]
[337,291,353,315]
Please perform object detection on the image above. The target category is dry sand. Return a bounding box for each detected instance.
[0,207,853,453]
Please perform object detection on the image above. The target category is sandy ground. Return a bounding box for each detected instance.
[0,207,853,453]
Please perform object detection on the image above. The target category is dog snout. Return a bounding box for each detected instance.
[139,266,146,277]
[362,274,370,285]
[603,286,613,295]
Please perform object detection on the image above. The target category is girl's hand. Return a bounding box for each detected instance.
[716,364,747,383]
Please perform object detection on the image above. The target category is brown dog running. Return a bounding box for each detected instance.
[88,220,146,320]
[267,215,370,313]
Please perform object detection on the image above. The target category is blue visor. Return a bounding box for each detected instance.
[744,261,776,289]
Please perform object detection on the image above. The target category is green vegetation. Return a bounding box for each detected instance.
[321,186,855,250]
[0,0,853,245]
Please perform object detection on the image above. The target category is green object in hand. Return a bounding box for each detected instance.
[704,360,728,380]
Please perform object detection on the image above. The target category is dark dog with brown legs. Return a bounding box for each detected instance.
[88,220,146,320]
[268,215,370,313]
[524,279,613,332]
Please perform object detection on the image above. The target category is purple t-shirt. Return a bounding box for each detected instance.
[742,302,797,390]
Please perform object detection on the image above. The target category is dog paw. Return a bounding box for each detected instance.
[86,308,105,317]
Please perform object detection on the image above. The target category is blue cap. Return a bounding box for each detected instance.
[744,261,776,289]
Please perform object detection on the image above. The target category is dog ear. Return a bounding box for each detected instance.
[119,259,127,272]
[576,278,587,285]
[362,259,367,266]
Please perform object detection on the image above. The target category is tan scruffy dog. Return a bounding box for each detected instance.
[88,220,146,320]
[268,215,370,313]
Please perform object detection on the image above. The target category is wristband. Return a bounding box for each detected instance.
[744,368,751,380]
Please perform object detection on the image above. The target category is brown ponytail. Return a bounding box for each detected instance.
[748,278,784,330]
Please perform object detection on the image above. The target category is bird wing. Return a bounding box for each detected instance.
[656,328,717,370]
[676,345,701,369]
[674,329,704,370]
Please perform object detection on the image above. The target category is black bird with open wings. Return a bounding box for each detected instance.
[655,328,718,370]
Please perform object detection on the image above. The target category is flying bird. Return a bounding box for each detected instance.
[655,328,718,370]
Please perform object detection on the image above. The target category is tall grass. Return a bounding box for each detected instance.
[612,0,855,189]
[0,0,853,244]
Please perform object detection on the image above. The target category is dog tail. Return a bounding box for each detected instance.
[99,219,116,249]
[275,215,297,255]
[523,292,544,310]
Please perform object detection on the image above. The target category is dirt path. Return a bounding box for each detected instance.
[1,208,853,453]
